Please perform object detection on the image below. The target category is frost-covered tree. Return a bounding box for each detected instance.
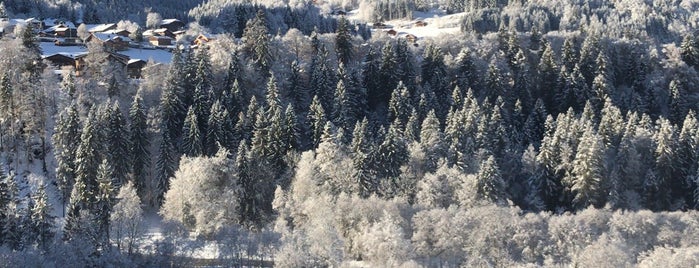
[28,182,53,252]
[110,181,143,255]
[128,93,149,201]
[243,10,271,74]
[104,101,130,188]
[182,107,203,157]
[570,129,605,209]
[335,15,353,64]
[161,148,241,236]
[54,103,81,212]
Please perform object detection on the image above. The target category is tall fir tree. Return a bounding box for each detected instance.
[128,93,150,202]
[570,129,605,209]
[182,107,203,157]
[335,15,353,64]
[104,101,130,188]
[53,103,81,213]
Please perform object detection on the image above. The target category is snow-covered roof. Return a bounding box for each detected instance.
[160,19,182,25]
[92,32,132,42]
[42,52,88,59]
[88,23,116,33]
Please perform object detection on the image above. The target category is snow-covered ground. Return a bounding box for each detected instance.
[349,9,464,41]
[39,40,173,64]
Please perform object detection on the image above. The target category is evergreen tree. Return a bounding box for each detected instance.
[95,159,115,251]
[420,110,445,172]
[680,34,699,70]
[363,47,383,110]
[476,155,508,205]
[308,95,327,148]
[389,81,413,128]
[370,122,408,186]
[155,128,178,207]
[454,48,479,94]
[54,103,81,213]
[351,118,374,197]
[104,101,130,188]
[570,129,605,209]
[309,45,335,113]
[243,9,271,74]
[28,183,54,252]
[182,107,203,157]
[649,118,680,210]
[679,111,699,208]
[537,41,558,112]
[129,93,150,202]
[335,16,353,64]
[74,108,103,208]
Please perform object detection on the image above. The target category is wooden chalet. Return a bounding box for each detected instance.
[386,29,398,36]
[74,51,130,76]
[85,32,131,51]
[192,34,214,47]
[55,25,78,38]
[148,35,173,46]
[42,53,83,68]
[127,59,148,78]
[415,20,428,27]
[159,19,185,32]
[153,28,176,39]
[373,22,388,29]
[103,29,131,37]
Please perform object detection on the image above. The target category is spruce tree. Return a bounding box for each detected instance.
[182,107,203,157]
[308,95,327,148]
[29,183,54,252]
[388,81,413,129]
[571,129,605,209]
[335,16,353,64]
[105,101,130,188]
[74,108,103,207]
[476,155,508,205]
[243,9,271,74]
[129,93,150,202]
[54,103,81,213]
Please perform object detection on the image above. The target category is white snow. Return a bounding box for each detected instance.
[350,9,464,40]
[39,41,173,64]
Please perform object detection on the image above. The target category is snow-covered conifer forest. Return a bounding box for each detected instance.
[3,0,699,266]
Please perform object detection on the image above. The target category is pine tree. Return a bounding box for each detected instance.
[155,128,178,207]
[129,93,149,202]
[388,81,413,128]
[243,9,271,74]
[95,159,115,250]
[308,95,327,148]
[74,108,103,207]
[476,155,508,205]
[571,129,605,209]
[363,48,382,111]
[29,183,54,252]
[54,103,81,213]
[335,16,353,64]
[370,122,408,185]
[537,41,558,112]
[680,34,699,69]
[182,107,203,157]
[333,79,353,133]
[649,118,679,210]
[420,110,445,172]
[454,48,479,93]
[104,101,130,188]
[351,118,374,197]
[679,111,699,207]
[309,45,335,113]
[2,170,23,250]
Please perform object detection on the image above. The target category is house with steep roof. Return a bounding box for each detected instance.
[159,19,185,32]
[85,32,131,51]
[88,23,117,33]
